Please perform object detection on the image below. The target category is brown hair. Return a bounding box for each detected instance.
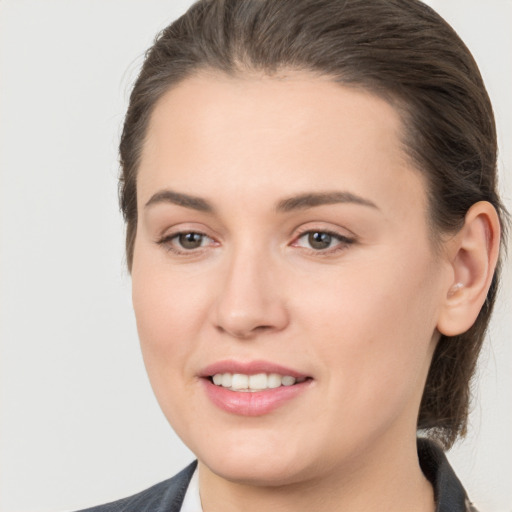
[119,0,508,449]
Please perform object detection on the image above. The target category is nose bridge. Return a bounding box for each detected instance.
[213,238,288,338]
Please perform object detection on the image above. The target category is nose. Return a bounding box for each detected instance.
[212,245,289,339]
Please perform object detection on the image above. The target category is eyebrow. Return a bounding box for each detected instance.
[145,190,214,212]
[276,191,379,212]
[144,189,378,213]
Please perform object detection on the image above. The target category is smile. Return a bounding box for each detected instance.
[210,372,308,392]
[200,361,313,416]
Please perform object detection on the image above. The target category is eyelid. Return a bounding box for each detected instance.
[155,227,219,255]
[154,223,356,257]
[290,225,357,255]
[292,222,357,241]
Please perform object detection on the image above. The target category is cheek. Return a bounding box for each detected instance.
[298,252,438,340]
[131,248,209,378]
[293,249,441,406]
[131,261,213,432]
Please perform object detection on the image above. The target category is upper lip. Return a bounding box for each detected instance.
[199,360,310,379]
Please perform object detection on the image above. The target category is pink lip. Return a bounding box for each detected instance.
[199,360,312,416]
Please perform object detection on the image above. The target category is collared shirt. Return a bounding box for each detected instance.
[78,438,477,512]
[180,466,202,512]
[179,438,478,512]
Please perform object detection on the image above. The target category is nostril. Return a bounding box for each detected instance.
[252,325,274,335]
[215,323,275,339]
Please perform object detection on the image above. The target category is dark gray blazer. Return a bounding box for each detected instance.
[77,461,197,512]
[77,439,476,512]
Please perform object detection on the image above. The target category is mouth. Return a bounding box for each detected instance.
[208,372,310,392]
[199,360,313,416]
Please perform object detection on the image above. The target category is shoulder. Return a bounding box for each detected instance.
[75,461,197,512]
[465,497,479,512]
[417,438,479,512]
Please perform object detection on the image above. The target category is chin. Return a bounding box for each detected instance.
[203,455,310,487]
[192,431,314,487]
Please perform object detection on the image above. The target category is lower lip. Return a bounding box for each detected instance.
[202,378,312,416]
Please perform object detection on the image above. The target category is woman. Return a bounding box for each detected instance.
[81,0,507,510]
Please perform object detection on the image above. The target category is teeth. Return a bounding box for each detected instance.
[221,373,232,388]
[249,373,267,390]
[281,375,296,386]
[211,372,302,391]
[268,373,282,388]
[231,373,249,390]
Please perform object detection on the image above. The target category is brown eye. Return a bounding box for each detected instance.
[178,232,205,249]
[308,232,333,250]
[293,229,355,254]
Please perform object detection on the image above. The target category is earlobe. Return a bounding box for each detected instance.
[437,201,501,337]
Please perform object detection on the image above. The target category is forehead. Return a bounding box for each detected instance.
[143,70,405,164]
[138,70,427,221]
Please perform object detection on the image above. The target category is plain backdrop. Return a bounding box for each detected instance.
[0,1,511,511]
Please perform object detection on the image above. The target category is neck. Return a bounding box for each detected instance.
[197,435,435,512]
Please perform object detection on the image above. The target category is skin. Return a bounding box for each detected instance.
[131,70,499,512]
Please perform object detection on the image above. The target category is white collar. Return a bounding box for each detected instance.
[181,466,203,512]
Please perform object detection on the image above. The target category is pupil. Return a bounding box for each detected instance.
[179,232,203,249]
[308,232,331,249]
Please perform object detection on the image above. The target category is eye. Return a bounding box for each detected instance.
[293,230,355,252]
[157,230,215,254]
[303,231,335,250]
[176,232,208,250]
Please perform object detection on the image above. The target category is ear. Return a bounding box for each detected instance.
[437,201,501,337]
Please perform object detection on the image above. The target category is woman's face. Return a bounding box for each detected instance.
[132,71,451,485]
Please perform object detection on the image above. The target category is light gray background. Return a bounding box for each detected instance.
[0,1,510,511]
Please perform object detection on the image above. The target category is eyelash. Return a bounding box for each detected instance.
[156,231,214,255]
[156,229,356,256]
[292,229,356,255]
